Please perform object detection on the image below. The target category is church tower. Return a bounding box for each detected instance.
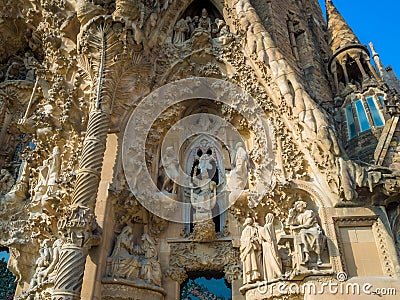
[325,0,389,162]
[0,0,399,300]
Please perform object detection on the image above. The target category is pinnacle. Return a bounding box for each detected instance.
[325,0,360,53]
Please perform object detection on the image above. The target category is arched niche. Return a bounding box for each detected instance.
[183,134,225,186]
[181,133,228,233]
[171,0,225,45]
[178,0,223,23]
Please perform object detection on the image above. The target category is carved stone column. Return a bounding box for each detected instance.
[354,56,369,82]
[365,57,382,83]
[52,110,108,300]
[339,59,349,84]
[52,18,122,300]
[52,245,88,299]
[51,108,107,298]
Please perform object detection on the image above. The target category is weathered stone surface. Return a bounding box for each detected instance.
[0,0,399,299]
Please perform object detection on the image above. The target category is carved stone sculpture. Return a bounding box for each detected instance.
[197,8,211,33]
[0,0,400,299]
[113,0,143,25]
[190,163,217,222]
[227,142,248,191]
[23,52,38,82]
[106,226,162,287]
[258,213,282,282]
[1,158,29,211]
[286,200,326,265]
[139,233,162,287]
[108,225,142,280]
[32,146,61,213]
[173,18,190,45]
[213,19,233,46]
[42,238,62,283]
[5,62,22,80]
[161,146,179,195]
[29,239,53,289]
[240,218,262,284]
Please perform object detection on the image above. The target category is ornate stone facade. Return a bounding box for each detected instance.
[0,0,399,299]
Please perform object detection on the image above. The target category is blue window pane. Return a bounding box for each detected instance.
[366,97,384,127]
[345,105,357,139]
[355,100,371,132]
[378,96,385,106]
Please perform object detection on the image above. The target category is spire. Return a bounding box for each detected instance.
[369,42,400,92]
[369,42,385,77]
[326,0,360,52]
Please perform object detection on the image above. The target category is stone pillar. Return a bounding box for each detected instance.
[52,107,110,300]
[369,42,386,78]
[52,245,89,299]
[81,133,118,299]
[52,18,121,300]
[339,60,349,84]
[354,56,369,81]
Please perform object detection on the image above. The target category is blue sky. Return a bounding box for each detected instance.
[0,251,10,262]
[318,0,399,74]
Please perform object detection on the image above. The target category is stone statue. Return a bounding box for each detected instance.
[42,238,62,282]
[227,142,248,191]
[26,238,63,292]
[2,158,30,210]
[32,146,61,212]
[139,233,162,286]
[108,225,141,280]
[190,165,217,220]
[23,51,38,81]
[286,200,326,265]
[107,226,162,287]
[173,18,190,45]
[5,61,22,80]
[161,146,179,194]
[258,213,282,282]
[213,19,234,46]
[112,0,144,27]
[29,239,53,288]
[45,146,61,196]
[240,217,262,284]
[189,16,199,34]
[197,8,211,33]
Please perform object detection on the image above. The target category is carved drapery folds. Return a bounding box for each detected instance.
[105,225,162,287]
[239,198,331,293]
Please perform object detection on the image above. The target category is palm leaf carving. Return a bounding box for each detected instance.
[78,22,152,114]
